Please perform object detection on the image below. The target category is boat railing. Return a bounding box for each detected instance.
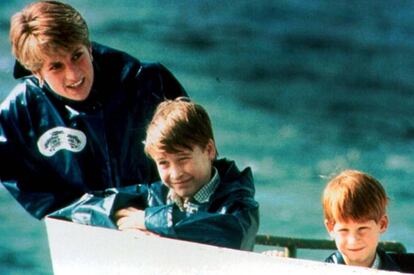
[255,234,407,258]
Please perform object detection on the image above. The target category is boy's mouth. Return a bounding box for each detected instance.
[172,177,192,186]
[347,247,365,252]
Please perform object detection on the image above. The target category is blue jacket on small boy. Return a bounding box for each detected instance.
[49,158,259,251]
[325,249,414,273]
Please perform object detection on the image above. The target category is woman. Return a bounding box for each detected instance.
[0,1,187,219]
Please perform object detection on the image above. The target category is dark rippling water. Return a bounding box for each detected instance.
[1,1,414,274]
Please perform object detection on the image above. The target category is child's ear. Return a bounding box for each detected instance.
[88,46,94,62]
[206,139,216,161]
[324,219,334,235]
[379,215,389,233]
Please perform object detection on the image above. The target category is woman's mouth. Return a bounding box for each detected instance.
[67,78,84,88]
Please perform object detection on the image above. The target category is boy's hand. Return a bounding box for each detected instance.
[115,207,147,231]
[261,250,286,257]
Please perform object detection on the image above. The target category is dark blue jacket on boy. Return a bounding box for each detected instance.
[0,42,186,219]
[142,158,259,251]
[49,158,260,251]
[325,249,414,273]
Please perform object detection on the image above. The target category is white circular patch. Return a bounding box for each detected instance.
[37,126,87,157]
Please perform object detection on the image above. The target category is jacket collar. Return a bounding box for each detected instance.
[329,249,401,272]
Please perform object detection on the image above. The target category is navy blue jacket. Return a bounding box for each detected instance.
[0,42,186,219]
[49,159,260,251]
[325,249,414,273]
[142,159,259,251]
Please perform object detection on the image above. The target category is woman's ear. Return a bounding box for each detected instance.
[33,72,44,87]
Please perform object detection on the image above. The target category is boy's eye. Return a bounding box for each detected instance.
[157,160,168,167]
[178,156,189,162]
[72,52,83,61]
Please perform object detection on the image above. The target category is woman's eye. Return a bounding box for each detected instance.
[50,64,62,71]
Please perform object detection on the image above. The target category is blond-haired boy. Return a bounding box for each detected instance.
[323,170,413,272]
[115,97,259,250]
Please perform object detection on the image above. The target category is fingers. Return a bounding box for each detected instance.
[262,250,286,257]
[117,216,137,230]
[142,230,160,237]
[114,207,140,219]
[115,208,146,230]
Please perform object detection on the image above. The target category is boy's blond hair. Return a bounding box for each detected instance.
[322,170,388,224]
[9,0,90,72]
[144,97,216,157]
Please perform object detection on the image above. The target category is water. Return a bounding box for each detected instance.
[1,1,414,274]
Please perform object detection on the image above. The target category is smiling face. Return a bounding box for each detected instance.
[326,216,388,267]
[151,141,216,200]
[34,44,94,101]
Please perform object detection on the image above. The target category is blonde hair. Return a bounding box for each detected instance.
[9,0,90,72]
[322,170,388,224]
[144,97,216,157]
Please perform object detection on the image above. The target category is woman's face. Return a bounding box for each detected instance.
[35,44,94,101]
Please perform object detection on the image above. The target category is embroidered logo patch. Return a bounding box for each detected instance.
[37,126,87,157]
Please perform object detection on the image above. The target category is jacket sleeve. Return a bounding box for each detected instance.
[47,185,149,228]
[0,118,18,179]
[0,104,53,219]
[0,91,82,219]
[156,63,187,99]
[0,162,82,219]
[144,194,259,251]
[1,180,73,219]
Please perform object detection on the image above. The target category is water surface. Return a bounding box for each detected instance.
[1,1,413,274]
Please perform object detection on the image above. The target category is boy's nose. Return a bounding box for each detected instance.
[348,234,360,244]
[170,166,184,180]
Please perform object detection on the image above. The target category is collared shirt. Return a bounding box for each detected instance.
[332,251,381,269]
[167,167,220,213]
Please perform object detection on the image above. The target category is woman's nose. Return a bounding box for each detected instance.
[65,63,81,81]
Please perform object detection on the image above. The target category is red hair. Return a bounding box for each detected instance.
[322,170,388,224]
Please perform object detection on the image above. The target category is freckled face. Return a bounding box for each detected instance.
[35,44,94,101]
[326,216,388,267]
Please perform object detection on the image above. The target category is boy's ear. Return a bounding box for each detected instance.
[324,219,334,234]
[379,215,389,233]
[88,46,93,61]
[206,139,216,161]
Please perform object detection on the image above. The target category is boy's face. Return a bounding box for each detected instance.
[151,140,216,200]
[325,216,388,267]
[35,44,94,101]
